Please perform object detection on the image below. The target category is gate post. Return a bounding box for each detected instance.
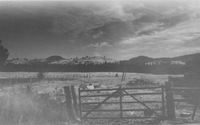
[71,85,78,116]
[64,86,80,121]
[165,82,176,120]
[78,87,82,120]
[119,85,123,119]
[161,85,165,118]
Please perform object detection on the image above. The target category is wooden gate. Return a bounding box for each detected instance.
[79,85,165,120]
[165,81,200,120]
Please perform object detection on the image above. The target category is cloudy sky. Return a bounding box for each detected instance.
[1,0,200,60]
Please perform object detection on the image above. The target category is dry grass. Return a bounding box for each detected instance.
[0,84,68,125]
[0,72,198,125]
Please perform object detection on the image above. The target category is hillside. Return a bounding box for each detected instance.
[125,53,200,65]
[7,53,200,66]
[125,56,154,64]
[50,56,115,65]
[4,53,200,73]
[46,56,65,62]
[7,56,116,65]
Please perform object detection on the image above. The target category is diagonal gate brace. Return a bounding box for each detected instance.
[122,89,162,117]
[82,88,120,118]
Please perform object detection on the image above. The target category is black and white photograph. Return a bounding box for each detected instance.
[0,0,200,124]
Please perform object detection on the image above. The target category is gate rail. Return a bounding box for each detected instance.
[165,82,200,120]
[79,85,165,120]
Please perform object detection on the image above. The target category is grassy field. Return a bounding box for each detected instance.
[1,72,199,125]
[0,72,181,94]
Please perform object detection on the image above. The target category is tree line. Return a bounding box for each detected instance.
[0,40,9,67]
[1,61,190,74]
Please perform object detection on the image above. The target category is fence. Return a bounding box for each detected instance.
[165,82,200,120]
[0,77,75,85]
[78,85,165,120]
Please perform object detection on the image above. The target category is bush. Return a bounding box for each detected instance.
[126,78,158,87]
[36,72,45,80]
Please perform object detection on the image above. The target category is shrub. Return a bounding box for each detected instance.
[36,72,45,80]
[126,78,158,87]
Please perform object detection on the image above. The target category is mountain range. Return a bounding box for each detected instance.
[7,53,200,66]
[7,56,116,65]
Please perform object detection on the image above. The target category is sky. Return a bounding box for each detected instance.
[0,0,200,60]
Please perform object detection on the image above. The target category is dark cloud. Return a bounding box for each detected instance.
[0,0,200,60]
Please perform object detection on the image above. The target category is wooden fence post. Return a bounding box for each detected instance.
[165,82,176,120]
[161,85,165,118]
[64,86,80,121]
[71,85,78,116]
[192,104,197,120]
[78,87,82,120]
[119,85,123,119]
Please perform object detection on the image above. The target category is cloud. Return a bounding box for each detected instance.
[95,1,135,21]
[118,18,200,58]
[2,0,200,60]
[48,1,139,35]
[86,42,111,49]
[121,18,200,44]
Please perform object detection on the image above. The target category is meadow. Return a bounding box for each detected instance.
[0,72,180,94]
[1,72,199,125]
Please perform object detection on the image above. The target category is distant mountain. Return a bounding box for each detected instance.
[46,56,65,62]
[125,56,154,64]
[171,53,200,63]
[7,56,116,65]
[4,53,200,73]
[7,53,200,66]
[51,56,116,65]
[125,53,200,65]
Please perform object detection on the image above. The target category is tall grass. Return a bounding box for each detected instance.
[0,85,68,125]
[126,78,160,87]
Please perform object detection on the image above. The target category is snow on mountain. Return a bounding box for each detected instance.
[78,56,115,64]
[27,59,47,64]
[50,58,74,64]
[146,60,186,65]
[50,56,116,65]
[7,58,29,64]
[7,56,116,65]
[171,61,186,65]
